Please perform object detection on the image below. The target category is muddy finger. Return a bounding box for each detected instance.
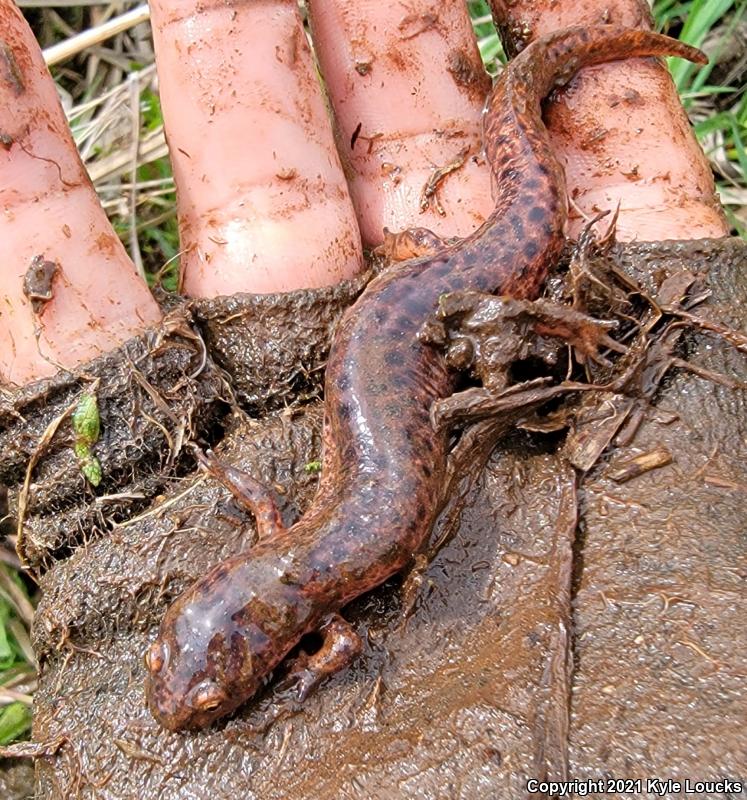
[308,0,495,247]
[489,0,729,240]
[0,1,162,387]
[149,0,363,297]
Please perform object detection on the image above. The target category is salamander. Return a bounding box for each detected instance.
[145,26,705,731]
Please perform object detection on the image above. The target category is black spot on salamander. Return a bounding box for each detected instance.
[447,275,467,292]
[414,499,428,521]
[337,401,353,422]
[536,161,551,177]
[523,178,541,191]
[401,423,419,443]
[384,399,403,416]
[391,370,412,392]
[547,192,564,213]
[369,380,391,397]
[335,372,352,392]
[428,261,451,281]
[542,221,556,238]
[373,452,389,470]
[461,250,479,270]
[384,349,405,368]
[492,152,508,170]
[404,294,435,317]
[527,205,546,222]
[508,215,525,241]
[524,240,539,259]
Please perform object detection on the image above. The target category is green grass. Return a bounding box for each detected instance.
[654,0,747,237]
[468,1,506,71]
[0,566,35,744]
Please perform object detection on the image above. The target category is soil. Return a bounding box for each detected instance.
[0,237,745,800]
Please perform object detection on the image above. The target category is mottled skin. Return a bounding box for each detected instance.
[145,27,705,731]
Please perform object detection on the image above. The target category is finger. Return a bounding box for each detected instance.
[148,0,363,298]
[489,0,729,240]
[307,0,495,246]
[0,1,162,387]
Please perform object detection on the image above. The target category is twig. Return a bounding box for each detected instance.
[42,4,150,67]
[15,400,80,569]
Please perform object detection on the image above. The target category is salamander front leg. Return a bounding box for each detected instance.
[375,226,450,262]
[193,448,286,538]
[289,614,362,701]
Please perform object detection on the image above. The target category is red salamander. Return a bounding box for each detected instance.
[145,26,705,730]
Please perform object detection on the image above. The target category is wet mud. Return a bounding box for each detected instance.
[0,238,745,799]
[0,307,227,570]
[569,239,747,780]
[0,761,34,800]
[191,270,371,413]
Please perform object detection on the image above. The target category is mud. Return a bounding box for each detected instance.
[191,269,371,414]
[0,238,745,799]
[1,268,367,571]
[569,238,747,781]
[0,307,227,570]
[0,761,33,800]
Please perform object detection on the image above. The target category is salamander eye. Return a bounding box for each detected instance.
[190,680,227,712]
[144,641,169,674]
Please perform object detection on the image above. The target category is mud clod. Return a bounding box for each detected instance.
[22,256,58,315]
[191,273,370,414]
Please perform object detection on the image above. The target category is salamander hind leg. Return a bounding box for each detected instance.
[429,292,625,432]
[289,614,363,701]
[193,448,286,538]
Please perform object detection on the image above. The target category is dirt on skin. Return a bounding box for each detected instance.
[0,238,745,799]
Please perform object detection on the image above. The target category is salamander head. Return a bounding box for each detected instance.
[144,554,299,731]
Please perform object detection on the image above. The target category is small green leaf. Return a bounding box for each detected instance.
[73,441,91,461]
[304,461,322,474]
[72,393,100,446]
[81,457,102,487]
[72,393,103,485]
[0,702,32,745]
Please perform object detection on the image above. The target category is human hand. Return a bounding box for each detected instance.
[0,0,729,387]
[0,1,742,798]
